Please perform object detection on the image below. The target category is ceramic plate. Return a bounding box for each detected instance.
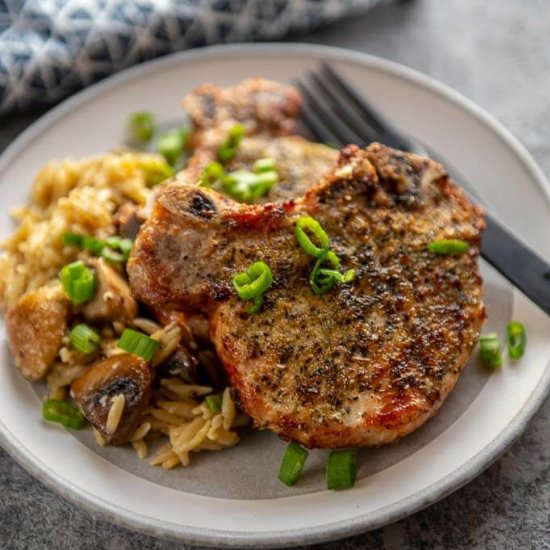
[1,44,549,548]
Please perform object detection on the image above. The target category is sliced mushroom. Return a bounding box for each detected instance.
[114,203,145,240]
[82,258,137,323]
[6,284,69,381]
[71,354,152,445]
[156,345,198,384]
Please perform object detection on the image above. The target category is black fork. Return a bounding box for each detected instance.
[297,64,550,316]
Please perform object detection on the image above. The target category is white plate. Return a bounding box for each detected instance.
[1,44,549,548]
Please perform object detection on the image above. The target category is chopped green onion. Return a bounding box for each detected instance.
[429,239,470,255]
[43,399,86,430]
[101,248,124,263]
[327,449,357,490]
[218,123,245,163]
[295,216,330,258]
[127,111,155,144]
[310,250,355,295]
[222,169,278,203]
[279,443,309,486]
[232,261,273,314]
[117,238,134,262]
[157,128,188,165]
[253,158,276,173]
[82,235,105,255]
[310,250,340,294]
[200,161,225,189]
[118,329,160,361]
[70,323,100,355]
[60,260,97,305]
[142,159,174,186]
[104,236,134,262]
[247,294,264,314]
[62,233,133,263]
[479,333,503,368]
[62,232,83,247]
[507,321,526,360]
[205,394,223,413]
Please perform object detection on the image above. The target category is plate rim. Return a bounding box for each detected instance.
[0,42,549,548]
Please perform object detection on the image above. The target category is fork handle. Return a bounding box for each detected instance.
[482,213,550,315]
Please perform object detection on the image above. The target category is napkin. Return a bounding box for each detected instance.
[0,0,383,114]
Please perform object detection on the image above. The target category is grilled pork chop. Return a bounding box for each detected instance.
[180,79,338,202]
[183,79,302,139]
[129,143,486,448]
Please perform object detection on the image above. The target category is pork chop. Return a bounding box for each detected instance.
[183,79,302,139]
[179,79,338,203]
[129,143,486,448]
[179,135,338,203]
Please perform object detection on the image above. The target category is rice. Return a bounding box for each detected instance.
[1,150,247,470]
[136,383,243,469]
[0,151,165,309]
[105,394,126,434]
[151,323,182,367]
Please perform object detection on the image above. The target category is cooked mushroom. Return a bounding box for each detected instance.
[71,354,152,444]
[114,203,145,240]
[81,258,137,323]
[6,284,69,381]
[156,345,198,384]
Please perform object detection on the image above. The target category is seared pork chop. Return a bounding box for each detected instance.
[183,79,302,139]
[179,135,338,203]
[180,79,338,203]
[129,143,486,448]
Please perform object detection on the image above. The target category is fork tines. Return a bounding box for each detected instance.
[297,63,416,152]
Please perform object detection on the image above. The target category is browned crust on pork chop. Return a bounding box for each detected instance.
[129,143,486,448]
[183,79,302,138]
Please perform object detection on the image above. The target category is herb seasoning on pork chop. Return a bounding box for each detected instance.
[129,143,486,448]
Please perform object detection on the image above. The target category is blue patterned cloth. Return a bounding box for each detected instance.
[0,0,382,114]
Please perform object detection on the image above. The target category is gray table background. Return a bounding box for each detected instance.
[1,1,549,548]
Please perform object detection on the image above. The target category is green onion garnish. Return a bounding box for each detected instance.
[101,248,124,263]
[60,260,97,305]
[507,321,526,360]
[157,128,189,166]
[222,169,278,203]
[232,261,273,314]
[142,159,174,186]
[205,394,223,413]
[104,236,134,262]
[70,323,100,355]
[310,250,339,294]
[42,399,86,430]
[218,123,245,163]
[295,216,330,258]
[310,250,356,295]
[117,329,160,361]
[61,233,133,263]
[82,235,105,255]
[279,443,309,486]
[428,239,470,255]
[479,333,503,368]
[253,157,276,173]
[127,111,155,144]
[62,232,83,247]
[200,161,225,189]
[327,449,357,491]
[295,216,355,295]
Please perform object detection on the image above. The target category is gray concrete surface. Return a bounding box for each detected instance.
[1,0,549,548]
